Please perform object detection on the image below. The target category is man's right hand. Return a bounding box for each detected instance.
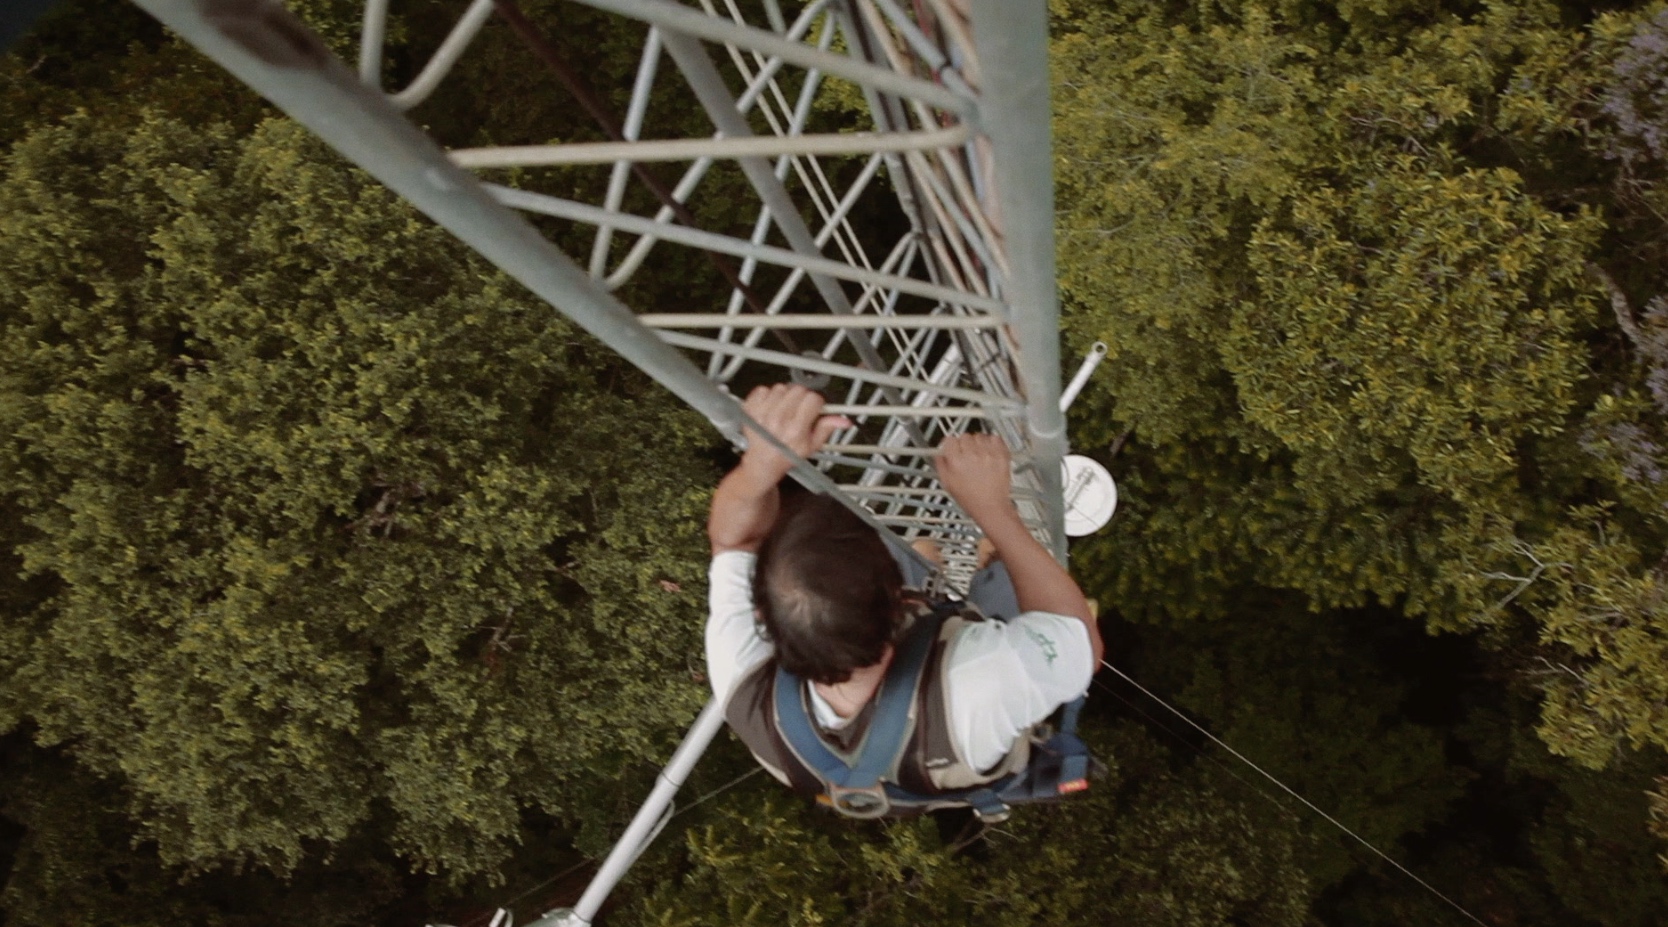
[936,433,1014,522]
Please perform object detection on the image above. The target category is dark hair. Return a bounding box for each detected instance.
[753,493,905,684]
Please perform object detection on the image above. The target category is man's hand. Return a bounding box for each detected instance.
[709,384,851,554]
[737,384,853,486]
[936,433,1014,522]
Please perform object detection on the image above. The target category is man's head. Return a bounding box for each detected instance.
[753,493,905,684]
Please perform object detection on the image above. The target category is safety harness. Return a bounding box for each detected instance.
[771,602,1097,822]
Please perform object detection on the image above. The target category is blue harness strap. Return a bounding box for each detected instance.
[773,610,944,818]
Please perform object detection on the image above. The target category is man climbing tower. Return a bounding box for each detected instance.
[705,383,1103,831]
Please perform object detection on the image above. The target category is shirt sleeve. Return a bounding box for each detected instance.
[705,551,773,700]
[942,610,1095,771]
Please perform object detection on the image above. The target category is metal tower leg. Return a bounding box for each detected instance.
[531,700,729,927]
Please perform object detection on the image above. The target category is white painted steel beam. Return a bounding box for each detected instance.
[451,124,970,167]
[638,314,1001,330]
[484,184,1004,311]
[566,0,973,115]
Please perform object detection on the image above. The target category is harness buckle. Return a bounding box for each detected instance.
[827,783,891,819]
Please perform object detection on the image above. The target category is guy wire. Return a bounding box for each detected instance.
[1088,675,1303,824]
[1099,659,1490,927]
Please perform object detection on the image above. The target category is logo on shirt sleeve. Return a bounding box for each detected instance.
[1022,626,1058,666]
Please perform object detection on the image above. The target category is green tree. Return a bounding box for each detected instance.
[0,111,715,902]
[1129,602,1473,888]
[1052,0,1668,832]
[9,0,1668,921]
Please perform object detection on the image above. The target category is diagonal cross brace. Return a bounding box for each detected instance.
[657,28,939,449]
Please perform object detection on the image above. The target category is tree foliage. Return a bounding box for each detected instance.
[1053,0,1668,846]
[4,0,1668,923]
[0,111,714,886]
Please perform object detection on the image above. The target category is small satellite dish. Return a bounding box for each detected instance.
[1062,455,1117,536]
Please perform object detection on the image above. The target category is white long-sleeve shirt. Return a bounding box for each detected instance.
[705,551,1094,771]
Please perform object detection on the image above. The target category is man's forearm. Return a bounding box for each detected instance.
[708,465,781,554]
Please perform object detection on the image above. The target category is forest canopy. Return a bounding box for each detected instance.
[2,1,1667,925]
